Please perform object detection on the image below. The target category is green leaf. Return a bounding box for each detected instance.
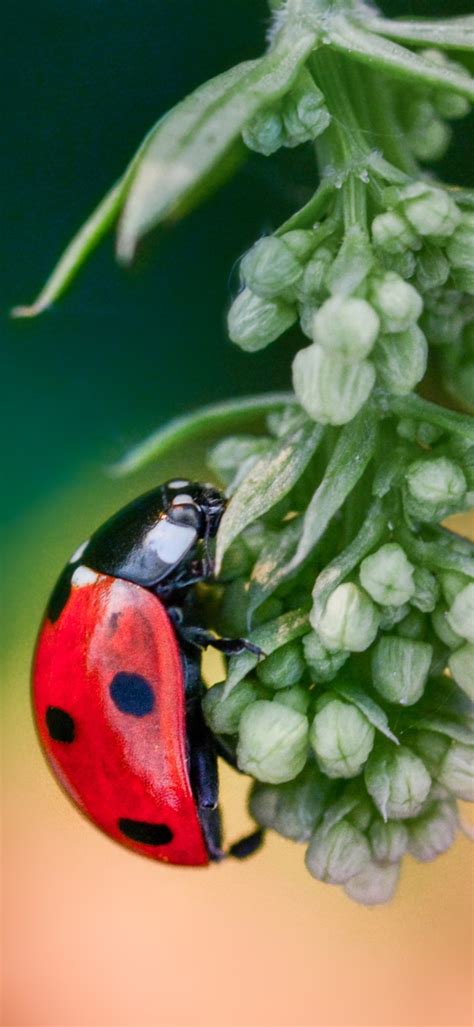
[310,499,387,622]
[358,14,474,53]
[329,21,474,100]
[332,682,400,745]
[223,607,310,697]
[388,395,474,444]
[117,25,318,261]
[372,446,408,499]
[248,518,302,620]
[286,408,378,574]
[215,421,324,571]
[414,716,474,746]
[110,393,295,475]
[275,179,336,235]
[396,524,474,579]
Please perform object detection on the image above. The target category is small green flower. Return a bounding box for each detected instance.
[310,582,380,652]
[292,344,375,424]
[344,862,400,905]
[240,236,305,299]
[438,742,474,802]
[237,699,309,783]
[431,605,464,650]
[365,745,432,820]
[242,106,285,155]
[312,296,380,359]
[282,69,330,146]
[359,542,415,607]
[446,583,474,643]
[405,456,467,521]
[296,246,334,301]
[371,210,420,254]
[374,324,428,395]
[303,631,349,682]
[369,820,409,864]
[273,685,311,714]
[408,801,458,861]
[411,731,450,776]
[448,643,474,700]
[202,679,263,736]
[305,819,371,885]
[250,766,331,841]
[372,636,432,706]
[369,272,423,334]
[256,639,306,689]
[228,287,296,350]
[309,697,375,778]
[415,245,450,292]
[411,567,440,613]
[446,212,474,270]
[399,182,461,238]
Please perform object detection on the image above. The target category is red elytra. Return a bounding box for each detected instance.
[33,571,210,866]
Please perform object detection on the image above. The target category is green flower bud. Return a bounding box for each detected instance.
[409,111,451,163]
[228,287,296,350]
[379,249,417,280]
[299,302,319,339]
[374,324,428,395]
[256,640,306,689]
[371,210,420,254]
[242,107,285,155]
[346,795,374,832]
[408,801,458,861]
[369,820,408,864]
[411,567,439,613]
[273,686,311,714]
[305,819,371,884]
[421,291,464,348]
[405,457,467,521]
[293,344,375,425]
[400,182,461,239]
[372,636,432,706]
[282,71,330,146]
[296,246,333,301]
[344,861,400,905]
[431,604,463,649]
[283,229,318,261]
[449,643,474,700]
[202,679,263,736]
[415,245,450,292]
[438,741,474,801]
[250,766,331,841]
[303,631,349,682]
[396,608,426,640]
[310,582,380,653]
[445,213,474,269]
[379,604,410,631]
[359,543,415,607]
[440,570,470,606]
[365,745,432,820]
[411,730,450,776]
[434,91,470,120]
[312,296,380,359]
[310,698,375,778]
[240,236,304,299]
[451,267,474,295]
[237,700,309,783]
[446,583,474,643]
[208,435,272,487]
[369,272,423,333]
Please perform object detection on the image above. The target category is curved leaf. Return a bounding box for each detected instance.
[248,518,302,620]
[311,499,387,622]
[358,14,474,52]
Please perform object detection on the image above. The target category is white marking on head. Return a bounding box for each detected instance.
[69,540,89,564]
[168,479,190,489]
[145,518,197,564]
[171,494,194,506]
[71,565,99,588]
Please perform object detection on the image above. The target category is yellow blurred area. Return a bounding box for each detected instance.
[2,475,474,1027]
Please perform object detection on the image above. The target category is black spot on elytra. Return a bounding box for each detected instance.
[46,566,74,623]
[46,706,75,743]
[109,672,155,717]
[118,819,173,846]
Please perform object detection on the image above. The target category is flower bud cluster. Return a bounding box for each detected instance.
[396,50,472,164]
[242,67,331,156]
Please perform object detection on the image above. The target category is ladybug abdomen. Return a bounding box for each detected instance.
[33,570,209,866]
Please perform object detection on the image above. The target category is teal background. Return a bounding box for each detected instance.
[3,0,473,522]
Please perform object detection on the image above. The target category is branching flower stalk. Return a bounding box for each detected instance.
[17,0,474,904]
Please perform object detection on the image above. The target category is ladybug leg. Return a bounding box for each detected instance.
[172,621,262,658]
[229,829,265,860]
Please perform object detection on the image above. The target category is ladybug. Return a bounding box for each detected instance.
[33,479,263,866]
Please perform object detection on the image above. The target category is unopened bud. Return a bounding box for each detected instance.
[344,861,400,905]
[446,583,474,643]
[310,582,380,652]
[448,643,474,700]
[408,801,458,861]
[411,730,450,775]
[415,245,450,292]
[359,542,415,606]
[240,236,304,298]
[242,107,285,155]
[305,819,371,884]
[202,679,262,736]
[250,765,331,841]
[375,324,428,395]
[371,210,420,254]
[431,604,463,649]
[365,745,432,820]
[228,287,296,350]
[310,697,375,778]
[293,344,375,425]
[411,567,439,612]
[372,636,432,705]
[312,295,380,359]
[237,700,309,783]
[446,213,474,270]
[435,91,470,119]
[396,608,426,641]
[296,246,333,301]
[399,182,461,238]
[273,685,310,713]
[405,456,467,521]
[369,272,423,333]
[256,639,306,689]
[438,741,473,801]
[369,819,409,864]
[303,631,349,681]
[408,109,451,162]
[282,69,331,146]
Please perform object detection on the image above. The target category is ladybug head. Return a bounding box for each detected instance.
[164,481,226,539]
